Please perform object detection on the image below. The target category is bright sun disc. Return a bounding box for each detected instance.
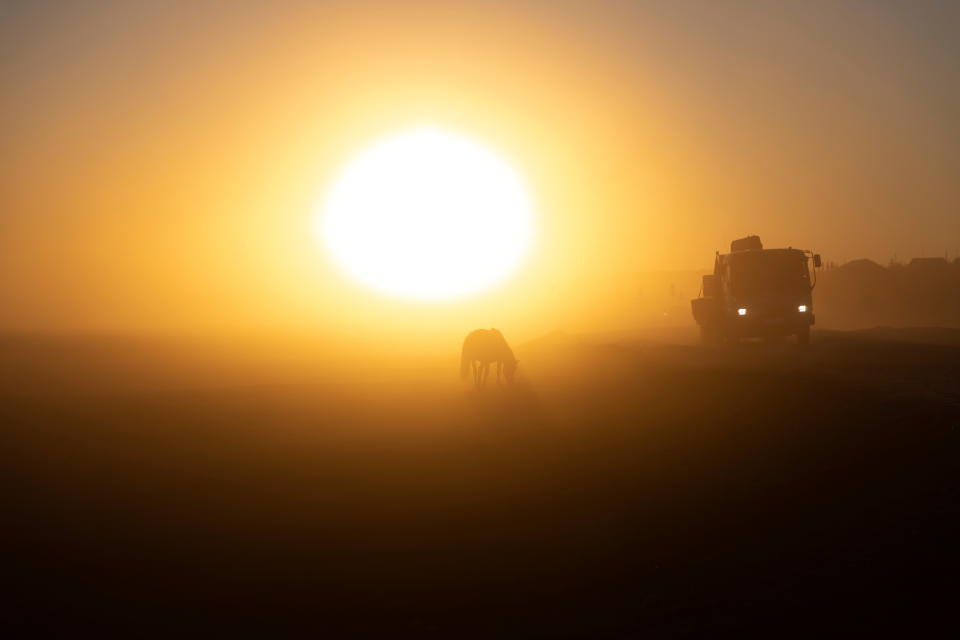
[319,127,535,300]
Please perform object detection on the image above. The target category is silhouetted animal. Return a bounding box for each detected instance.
[460,329,518,387]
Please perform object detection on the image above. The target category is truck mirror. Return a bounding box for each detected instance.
[813,254,822,268]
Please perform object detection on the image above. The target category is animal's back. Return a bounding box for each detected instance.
[463,329,491,359]
[463,328,487,345]
[463,329,506,354]
[460,329,509,378]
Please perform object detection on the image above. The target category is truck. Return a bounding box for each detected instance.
[691,236,821,344]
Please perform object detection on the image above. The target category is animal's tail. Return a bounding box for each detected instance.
[460,344,470,380]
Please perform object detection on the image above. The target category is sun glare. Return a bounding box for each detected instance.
[319,127,535,300]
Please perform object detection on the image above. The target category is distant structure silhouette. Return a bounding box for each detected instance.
[815,256,960,328]
[460,329,518,387]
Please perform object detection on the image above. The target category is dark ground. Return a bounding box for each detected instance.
[3,328,959,636]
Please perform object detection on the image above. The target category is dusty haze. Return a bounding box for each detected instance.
[5,4,960,634]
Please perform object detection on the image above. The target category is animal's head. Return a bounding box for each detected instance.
[504,358,519,383]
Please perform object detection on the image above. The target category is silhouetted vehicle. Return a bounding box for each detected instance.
[461,329,518,387]
[691,236,821,344]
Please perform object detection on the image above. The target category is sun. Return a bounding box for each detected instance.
[318,127,536,300]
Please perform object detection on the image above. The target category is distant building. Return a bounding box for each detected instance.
[814,256,960,329]
[908,257,950,271]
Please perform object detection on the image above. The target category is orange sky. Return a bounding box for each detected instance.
[2,1,958,335]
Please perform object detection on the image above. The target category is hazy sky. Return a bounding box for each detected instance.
[2,1,958,332]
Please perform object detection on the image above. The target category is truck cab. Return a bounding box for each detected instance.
[692,236,821,344]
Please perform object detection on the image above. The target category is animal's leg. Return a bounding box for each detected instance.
[481,363,490,386]
[472,361,479,387]
[497,361,502,384]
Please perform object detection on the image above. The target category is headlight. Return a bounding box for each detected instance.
[798,305,807,313]
[737,308,747,316]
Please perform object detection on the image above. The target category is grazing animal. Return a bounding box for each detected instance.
[460,328,518,387]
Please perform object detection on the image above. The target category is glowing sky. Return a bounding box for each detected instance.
[1,1,958,332]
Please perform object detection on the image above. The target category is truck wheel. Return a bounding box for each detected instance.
[796,327,810,345]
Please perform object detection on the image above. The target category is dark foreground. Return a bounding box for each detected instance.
[4,329,959,636]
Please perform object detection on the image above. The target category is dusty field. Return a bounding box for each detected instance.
[4,328,959,636]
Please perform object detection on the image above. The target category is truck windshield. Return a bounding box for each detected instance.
[730,252,809,296]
